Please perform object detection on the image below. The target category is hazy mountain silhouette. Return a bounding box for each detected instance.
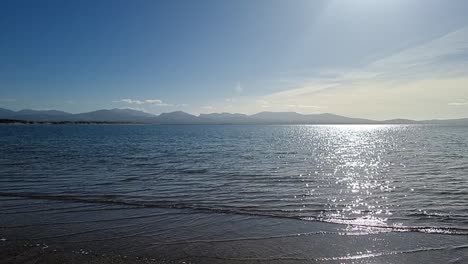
[382,118,418,124]
[198,113,250,124]
[0,108,15,117]
[74,108,155,122]
[250,112,376,124]
[153,111,199,124]
[0,108,73,121]
[0,107,467,125]
[0,108,155,122]
[421,118,468,126]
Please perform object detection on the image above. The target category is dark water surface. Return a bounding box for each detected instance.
[1,124,468,233]
[1,124,468,263]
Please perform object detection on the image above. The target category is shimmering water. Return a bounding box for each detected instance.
[1,124,468,234]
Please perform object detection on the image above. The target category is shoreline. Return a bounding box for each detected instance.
[0,192,466,236]
[1,197,467,263]
[0,119,142,125]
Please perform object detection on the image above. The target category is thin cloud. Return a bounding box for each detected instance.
[448,100,468,106]
[144,99,163,104]
[235,82,243,94]
[286,104,322,109]
[255,99,270,108]
[265,26,468,100]
[124,107,148,112]
[114,98,172,106]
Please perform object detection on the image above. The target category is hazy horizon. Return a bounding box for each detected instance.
[2,105,468,122]
[1,0,468,120]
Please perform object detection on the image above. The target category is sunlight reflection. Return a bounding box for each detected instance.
[299,125,406,227]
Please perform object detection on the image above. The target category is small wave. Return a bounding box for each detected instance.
[149,230,339,246]
[0,192,295,219]
[317,244,468,261]
[304,216,468,235]
[177,168,209,174]
[1,192,467,235]
[182,244,468,262]
[119,176,141,182]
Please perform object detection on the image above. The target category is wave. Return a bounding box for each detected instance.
[317,244,468,261]
[197,244,468,262]
[1,191,468,235]
[304,216,468,235]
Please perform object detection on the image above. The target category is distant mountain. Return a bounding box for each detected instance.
[0,108,156,122]
[304,113,376,124]
[421,118,468,126]
[0,108,15,117]
[74,108,155,122]
[153,111,198,124]
[250,112,377,124]
[199,113,250,124]
[16,109,70,116]
[382,119,418,124]
[0,107,467,125]
[250,111,308,123]
[4,109,74,121]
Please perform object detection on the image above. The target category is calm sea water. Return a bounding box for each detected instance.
[1,124,467,234]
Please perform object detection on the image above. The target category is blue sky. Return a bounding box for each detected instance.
[1,0,468,119]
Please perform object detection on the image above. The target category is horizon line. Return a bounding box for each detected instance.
[1,106,468,122]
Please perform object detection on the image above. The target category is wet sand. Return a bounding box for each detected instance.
[1,197,467,264]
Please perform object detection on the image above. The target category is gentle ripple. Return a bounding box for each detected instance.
[0,124,467,234]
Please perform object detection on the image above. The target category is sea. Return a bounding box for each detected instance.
[1,124,468,263]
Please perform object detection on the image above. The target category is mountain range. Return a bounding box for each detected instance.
[0,107,467,125]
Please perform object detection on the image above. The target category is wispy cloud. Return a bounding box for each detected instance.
[266,26,468,100]
[360,26,468,81]
[286,104,322,109]
[123,106,148,112]
[255,99,271,109]
[144,99,164,104]
[114,98,172,106]
[448,100,468,106]
[235,82,243,94]
[246,26,468,119]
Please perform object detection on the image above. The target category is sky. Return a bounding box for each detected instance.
[1,0,468,120]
